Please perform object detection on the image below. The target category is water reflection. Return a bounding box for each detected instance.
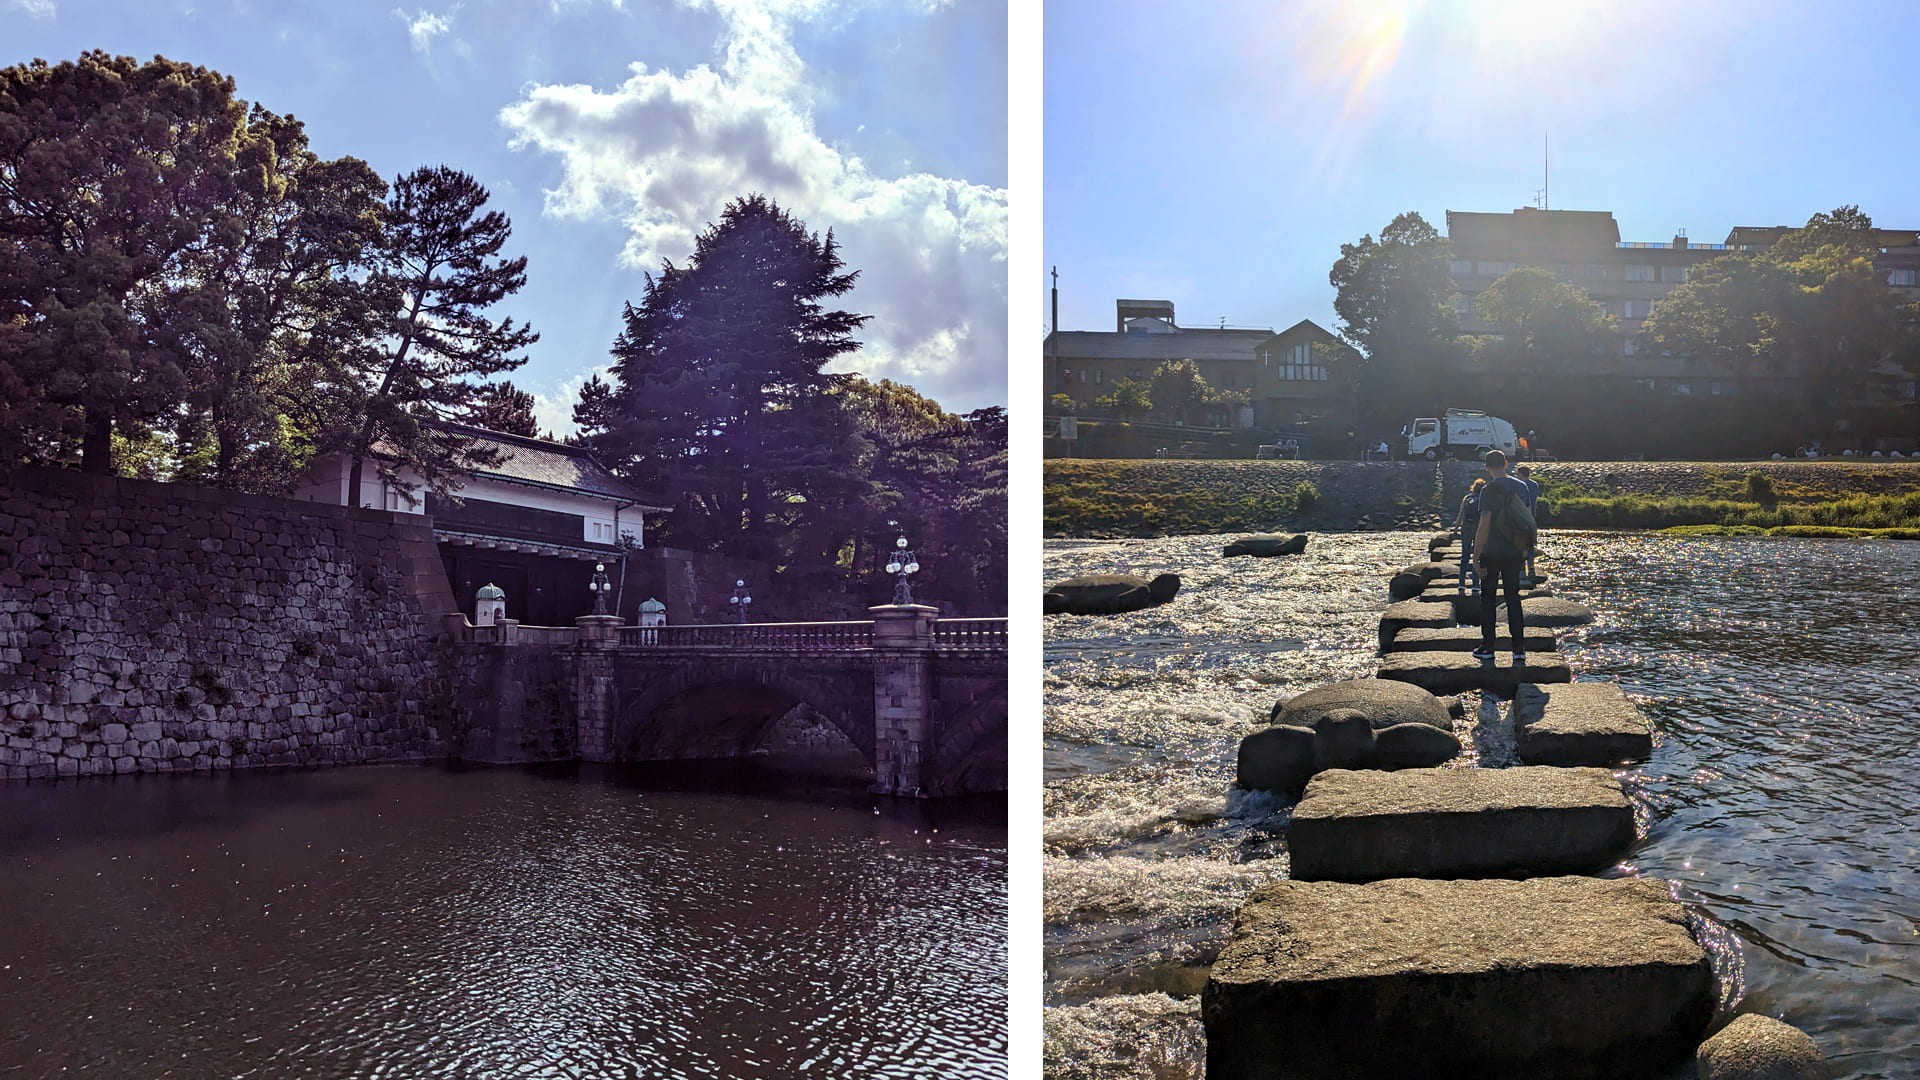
[0,759,1007,1078]
[1045,532,1920,1079]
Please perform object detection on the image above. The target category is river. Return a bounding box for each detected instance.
[1042,531,1920,1080]
[0,754,1007,1078]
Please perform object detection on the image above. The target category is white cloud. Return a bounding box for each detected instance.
[10,0,56,18]
[530,365,611,438]
[500,0,1005,410]
[394,5,455,54]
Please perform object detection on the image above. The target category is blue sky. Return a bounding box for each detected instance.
[4,0,1007,431]
[1043,0,1920,340]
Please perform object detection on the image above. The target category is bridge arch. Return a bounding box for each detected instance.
[926,690,1007,797]
[608,657,875,765]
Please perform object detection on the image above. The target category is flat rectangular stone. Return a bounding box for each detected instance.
[1203,876,1714,1080]
[1494,595,1597,627]
[1377,651,1572,695]
[1290,766,1635,882]
[1378,598,1457,651]
[1515,682,1654,766]
[1385,626,1558,654]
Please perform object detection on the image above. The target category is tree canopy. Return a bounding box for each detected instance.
[1468,267,1618,375]
[0,53,536,496]
[1328,211,1460,428]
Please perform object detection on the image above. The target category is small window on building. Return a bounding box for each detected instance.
[1623,299,1655,318]
[1586,265,1607,279]
[1078,370,1087,383]
[1891,269,1917,286]
[1480,261,1514,276]
[1660,265,1688,283]
[1625,264,1656,282]
[1094,369,1103,385]
[1448,259,1474,275]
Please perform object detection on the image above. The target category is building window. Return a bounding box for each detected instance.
[1586,265,1607,279]
[1449,259,1474,275]
[1660,265,1688,283]
[1672,380,1692,396]
[1625,264,1655,282]
[1094,369,1103,385]
[1624,339,1639,356]
[1078,370,1087,383]
[1479,261,1514,276]
[385,488,403,511]
[1891,269,1917,286]
[1623,299,1655,318]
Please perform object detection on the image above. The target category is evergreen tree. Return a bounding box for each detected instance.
[1328,212,1461,428]
[0,52,255,473]
[463,380,540,437]
[345,166,537,505]
[581,194,868,554]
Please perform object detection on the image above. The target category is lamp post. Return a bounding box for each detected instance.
[728,578,752,623]
[885,532,920,606]
[589,563,612,616]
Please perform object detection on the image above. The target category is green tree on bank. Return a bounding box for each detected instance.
[1467,267,1618,375]
[1328,211,1460,431]
[0,52,535,492]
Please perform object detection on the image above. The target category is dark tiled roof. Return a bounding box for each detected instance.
[1045,327,1274,363]
[426,423,670,508]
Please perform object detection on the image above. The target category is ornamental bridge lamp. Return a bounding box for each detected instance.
[589,563,613,616]
[728,579,752,623]
[885,533,920,606]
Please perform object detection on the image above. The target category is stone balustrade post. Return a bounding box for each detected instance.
[869,604,939,797]
[575,614,624,649]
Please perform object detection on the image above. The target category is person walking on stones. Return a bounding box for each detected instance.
[1472,450,1536,664]
[1454,477,1487,594]
[1514,463,1541,585]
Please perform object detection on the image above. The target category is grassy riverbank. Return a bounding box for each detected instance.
[1045,459,1920,537]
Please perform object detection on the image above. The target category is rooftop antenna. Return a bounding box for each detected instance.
[1530,132,1550,210]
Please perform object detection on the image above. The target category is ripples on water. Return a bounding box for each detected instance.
[0,759,1007,1078]
[1043,532,1920,1079]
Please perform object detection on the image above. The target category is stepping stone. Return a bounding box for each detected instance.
[1399,561,1454,581]
[1202,876,1714,1080]
[1289,766,1635,882]
[1696,1014,1826,1080]
[1495,595,1596,627]
[1514,682,1654,766]
[1379,598,1456,650]
[1385,626,1558,654]
[1236,681,1461,795]
[1377,651,1572,695]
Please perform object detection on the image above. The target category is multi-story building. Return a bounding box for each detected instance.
[1445,207,1920,401]
[1043,299,1354,430]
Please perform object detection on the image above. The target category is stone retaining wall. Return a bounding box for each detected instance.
[0,466,456,780]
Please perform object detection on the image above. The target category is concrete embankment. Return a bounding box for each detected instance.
[1046,458,1920,537]
[0,465,455,780]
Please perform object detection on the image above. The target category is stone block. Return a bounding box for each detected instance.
[1515,682,1654,767]
[1237,681,1460,794]
[129,721,163,743]
[1378,598,1456,651]
[1385,626,1558,654]
[1203,876,1714,1079]
[1290,766,1636,882]
[1495,595,1597,627]
[1377,652,1572,695]
[1696,1014,1826,1080]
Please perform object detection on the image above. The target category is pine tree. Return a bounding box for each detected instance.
[344,166,537,505]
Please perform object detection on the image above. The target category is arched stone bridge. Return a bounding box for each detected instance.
[445,606,1006,797]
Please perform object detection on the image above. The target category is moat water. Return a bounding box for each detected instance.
[0,755,1006,1078]
[1043,531,1920,1080]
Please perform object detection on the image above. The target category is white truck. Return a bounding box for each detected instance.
[1405,409,1520,461]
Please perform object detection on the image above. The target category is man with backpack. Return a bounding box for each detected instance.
[1472,450,1537,663]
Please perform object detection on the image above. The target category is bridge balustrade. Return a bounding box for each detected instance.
[616,620,877,650]
[930,618,1009,650]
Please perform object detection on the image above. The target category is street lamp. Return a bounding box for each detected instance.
[728,578,752,623]
[885,532,920,606]
[589,563,612,616]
